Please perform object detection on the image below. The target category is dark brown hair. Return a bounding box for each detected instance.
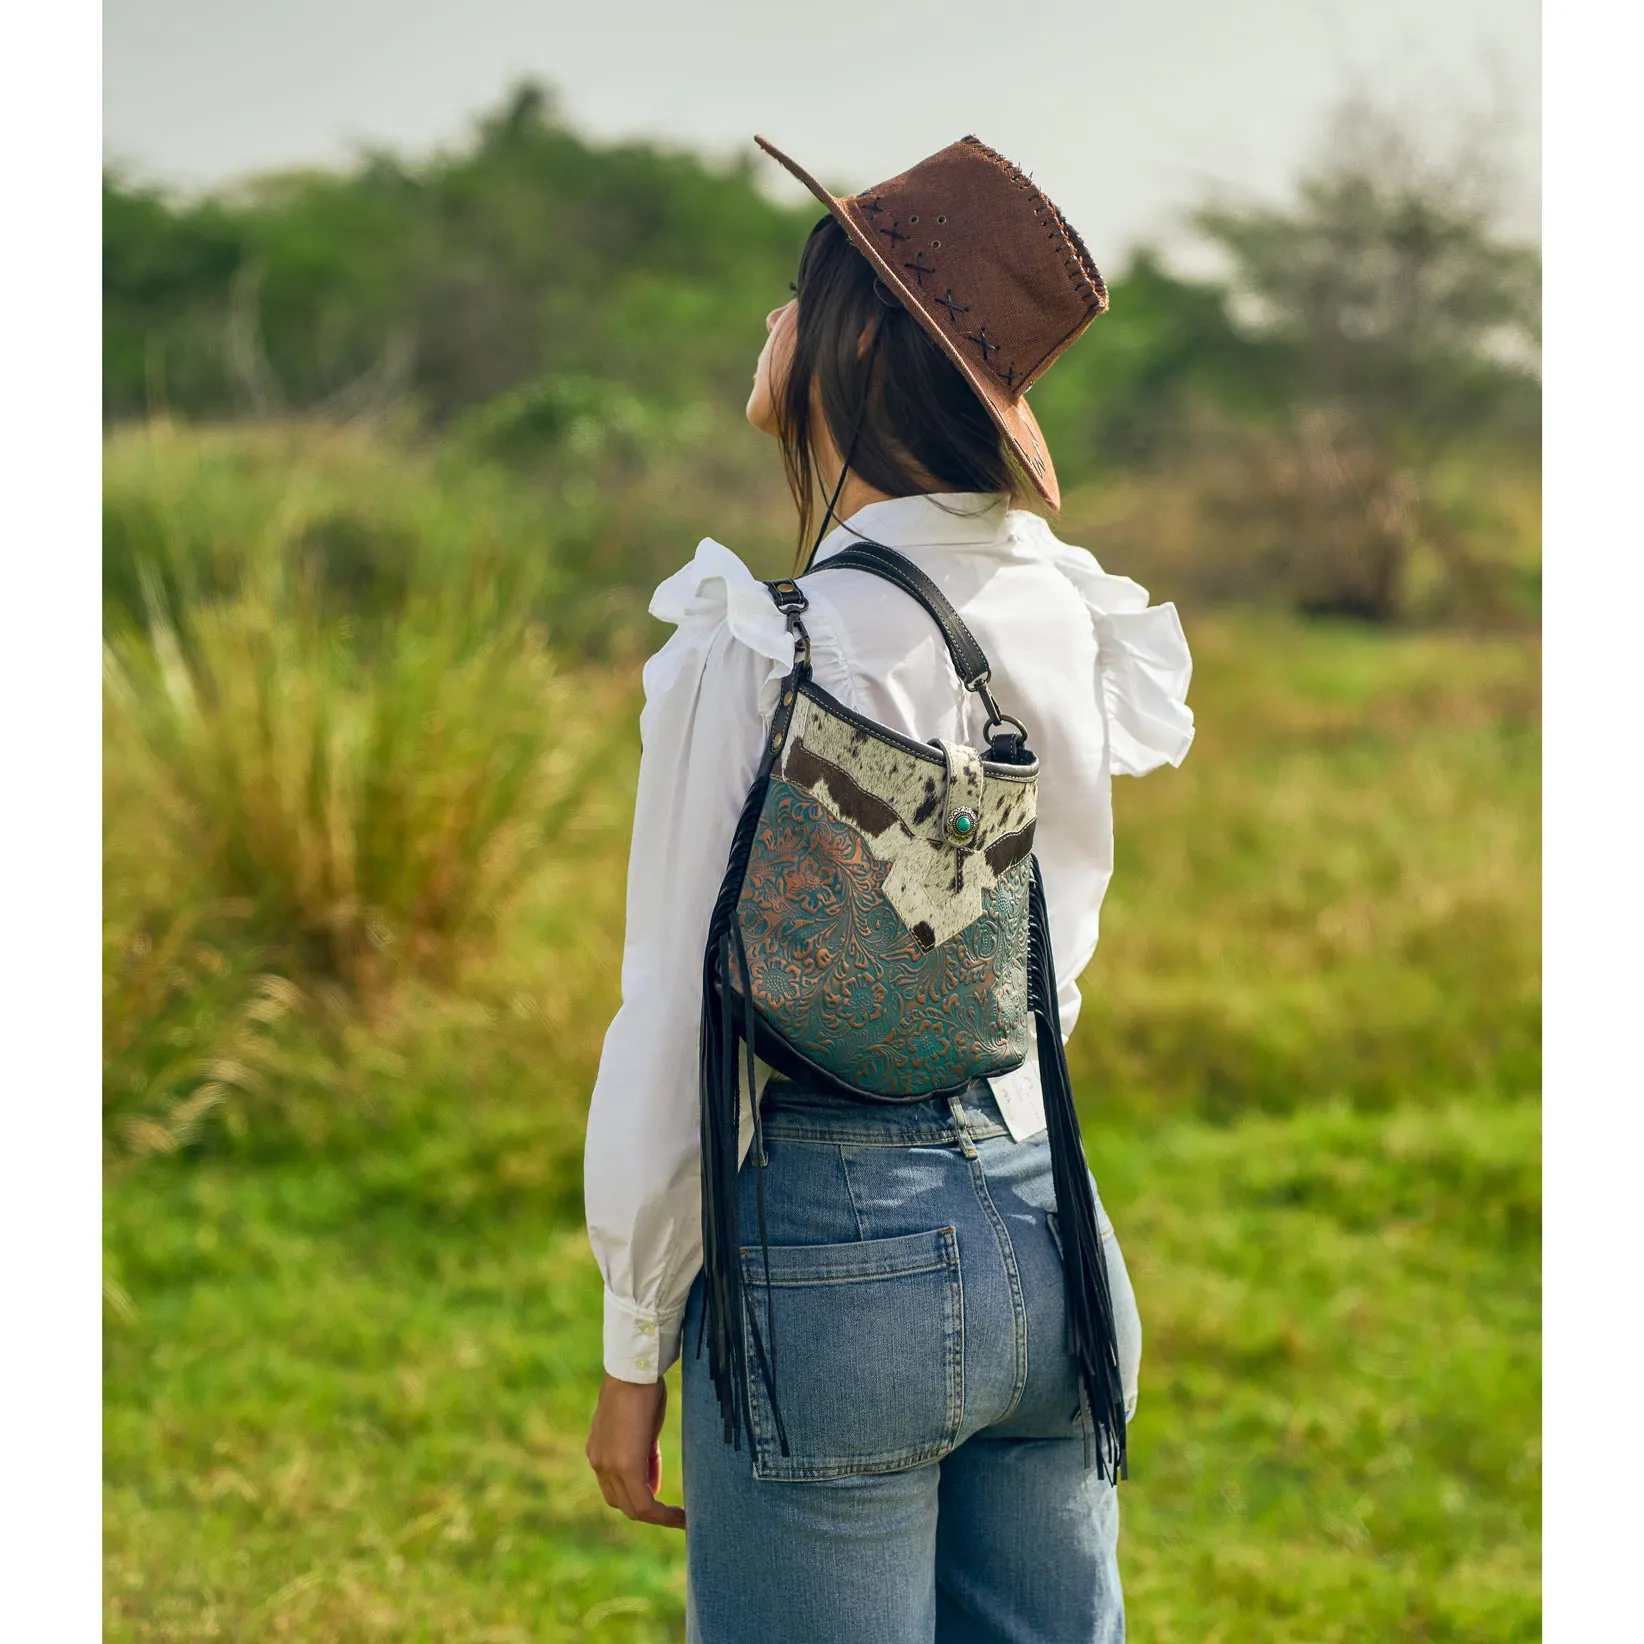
[777,215,1024,569]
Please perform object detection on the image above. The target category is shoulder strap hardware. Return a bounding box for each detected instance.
[806,536,1028,744]
[764,579,812,672]
[765,578,809,615]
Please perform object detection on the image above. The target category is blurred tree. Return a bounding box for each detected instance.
[1190,98,1540,620]
[1200,99,1539,439]
[103,170,249,416]
[101,85,1539,626]
[1026,248,1282,483]
[102,79,817,426]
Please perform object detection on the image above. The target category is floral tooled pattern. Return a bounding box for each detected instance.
[737,780,1031,1095]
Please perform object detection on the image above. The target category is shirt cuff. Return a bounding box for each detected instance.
[603,1288,688,1384]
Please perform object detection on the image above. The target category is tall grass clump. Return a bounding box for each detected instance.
[102,426,614,1157]
[106,582,588,1002]
[101,886,301,1166]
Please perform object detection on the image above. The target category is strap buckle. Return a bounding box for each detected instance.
[766,578,809,615]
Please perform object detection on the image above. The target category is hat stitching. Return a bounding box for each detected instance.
[966,327,1001,362]
[774,134,1098,503]
[849,144,1104,399]
[959,135,1108,319]
[902,250,936,287]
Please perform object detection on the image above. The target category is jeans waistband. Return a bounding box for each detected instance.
[758,1075,1011,1147]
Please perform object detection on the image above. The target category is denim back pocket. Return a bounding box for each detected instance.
[739,1226,964,1481]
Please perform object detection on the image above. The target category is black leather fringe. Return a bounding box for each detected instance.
[1028,857,1130,1484]
[698,704,1120,1478]
[696,747,790,1455]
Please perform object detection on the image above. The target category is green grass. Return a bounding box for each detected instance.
[1107,1101,1539,1641]
[1071,613,1541,1122]
[104,1090,1539,1642]
[103,426,1539,1640]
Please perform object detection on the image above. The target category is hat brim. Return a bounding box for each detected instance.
[755,134,1063,512]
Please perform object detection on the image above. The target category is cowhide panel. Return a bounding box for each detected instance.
[774,690,1038,950]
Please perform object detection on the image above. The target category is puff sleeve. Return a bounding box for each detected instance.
[583,539,792,1383]
[1042,532,1196,776]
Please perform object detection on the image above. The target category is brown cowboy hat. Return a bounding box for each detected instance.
[755,133,1108,512]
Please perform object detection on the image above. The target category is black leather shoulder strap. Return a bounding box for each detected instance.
[806,537,993,689]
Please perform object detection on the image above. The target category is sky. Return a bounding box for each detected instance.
[104,0,1540,266]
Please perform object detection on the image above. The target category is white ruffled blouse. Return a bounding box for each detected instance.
[584,492,1194,1382]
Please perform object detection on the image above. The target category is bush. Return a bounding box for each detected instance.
[105,576,590,1004]
[101,413,793,664]
[1057,414,1541,627]
[101,420,567,633]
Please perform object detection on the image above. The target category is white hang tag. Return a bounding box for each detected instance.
[987,1021,1046,1143]
[737,1054,776,1165]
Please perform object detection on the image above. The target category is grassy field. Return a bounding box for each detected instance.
[103,427,1540,1642]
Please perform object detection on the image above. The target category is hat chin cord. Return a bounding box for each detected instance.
[800,318,887,575]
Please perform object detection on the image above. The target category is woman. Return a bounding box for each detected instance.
[584,135,1194,1642]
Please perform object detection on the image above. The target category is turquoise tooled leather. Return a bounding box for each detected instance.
[736,778,1031,1096]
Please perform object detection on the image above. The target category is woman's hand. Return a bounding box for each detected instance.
[586,1372,686,1530]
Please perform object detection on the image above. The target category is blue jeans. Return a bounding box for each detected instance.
[681,1077,1143,1644]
